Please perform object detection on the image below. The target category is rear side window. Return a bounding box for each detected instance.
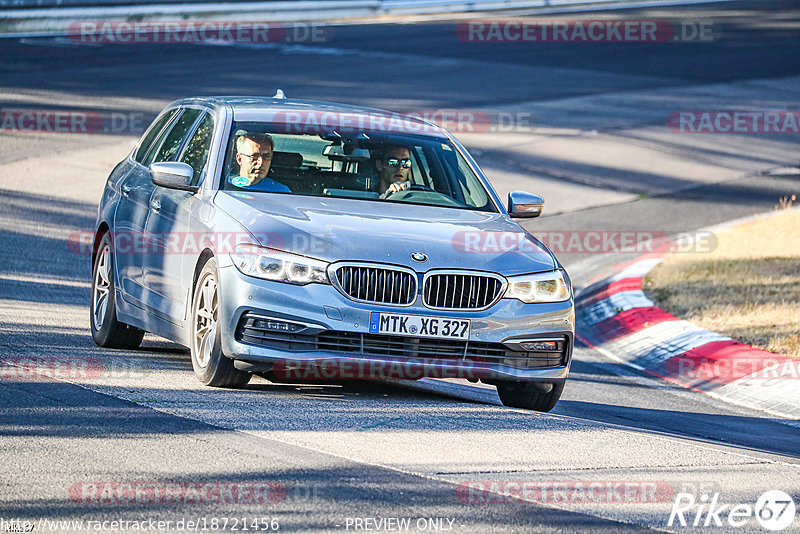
[153,108,202,164]
[134,109,178,164]
[179,112,215,186]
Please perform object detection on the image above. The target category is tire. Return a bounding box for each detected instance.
[90,233,145,349]
[190,257,250,388]
[496,381,564,412]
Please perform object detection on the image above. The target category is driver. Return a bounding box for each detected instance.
[228,131,290,192]
[374,145,413,198]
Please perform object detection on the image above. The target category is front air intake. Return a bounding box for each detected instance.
[332,263,417,306]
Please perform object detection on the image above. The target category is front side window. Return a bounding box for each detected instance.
[152,108,202,164]
[220,122,496,212]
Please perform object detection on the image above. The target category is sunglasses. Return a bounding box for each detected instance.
[386,157,412,169]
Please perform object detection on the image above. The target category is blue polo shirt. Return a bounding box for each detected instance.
[228,175,291,193]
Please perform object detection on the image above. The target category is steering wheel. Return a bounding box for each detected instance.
[382,183,435,199]
[407,184,434,192]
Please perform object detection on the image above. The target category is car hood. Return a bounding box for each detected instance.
[214,192,557,275]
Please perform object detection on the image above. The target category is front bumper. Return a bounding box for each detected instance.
[217,264,575,382]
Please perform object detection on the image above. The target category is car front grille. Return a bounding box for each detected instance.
[332,264,416,306]
[423,272,504,310]
[236,314,569,369]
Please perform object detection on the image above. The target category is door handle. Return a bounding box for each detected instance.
[149,198,161,212]
[122,185,131,197]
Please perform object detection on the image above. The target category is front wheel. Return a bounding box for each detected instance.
[90,233,144,349]
[496,381,564,412]
[190,257,250,388]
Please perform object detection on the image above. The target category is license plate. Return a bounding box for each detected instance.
[369,312,471,340]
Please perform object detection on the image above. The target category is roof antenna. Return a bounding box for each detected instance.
[272,89,286,99]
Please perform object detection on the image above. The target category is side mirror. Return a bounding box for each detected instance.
[508,191,544,218]
[150,162,198,192]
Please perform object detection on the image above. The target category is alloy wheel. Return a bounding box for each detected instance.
[194,274,218,369]
[92,245,111,331]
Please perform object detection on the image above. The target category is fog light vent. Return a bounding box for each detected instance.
[519,341,559,351]
[254,319,304,333]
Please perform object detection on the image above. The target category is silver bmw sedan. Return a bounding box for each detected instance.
[91,95,574,412]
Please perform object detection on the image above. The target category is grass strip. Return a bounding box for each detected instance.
[645,199,800,359]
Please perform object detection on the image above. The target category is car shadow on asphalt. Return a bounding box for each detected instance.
[0,188,97,287]
[554,398,800,459]
[566,360,662,390]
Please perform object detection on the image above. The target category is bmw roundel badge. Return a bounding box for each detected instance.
[411,252,428,262]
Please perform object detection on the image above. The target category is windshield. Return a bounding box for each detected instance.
[221,121,496,212]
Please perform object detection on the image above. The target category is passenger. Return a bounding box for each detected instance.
[229,131,290,192]
[373,145,413,198]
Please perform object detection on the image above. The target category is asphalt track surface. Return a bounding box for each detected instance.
[1,1,800,532]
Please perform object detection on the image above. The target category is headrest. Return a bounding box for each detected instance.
[271,151,303,167]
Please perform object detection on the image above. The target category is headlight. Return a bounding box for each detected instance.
[503,270,571,303]
[230,244,329,285]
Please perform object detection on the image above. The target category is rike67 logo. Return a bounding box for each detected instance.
[668,490,796,531]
